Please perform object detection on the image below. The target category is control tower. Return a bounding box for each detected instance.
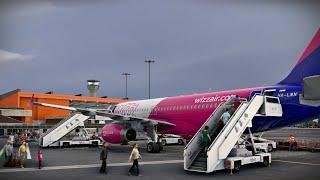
[87,80,100,97]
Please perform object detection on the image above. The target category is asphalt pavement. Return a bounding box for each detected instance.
[0,128,319,180]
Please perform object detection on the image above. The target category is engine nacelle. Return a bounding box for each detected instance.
[102,124,136,143]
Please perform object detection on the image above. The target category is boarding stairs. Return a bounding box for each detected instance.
[184,95,282,173]
[40,113,90,147]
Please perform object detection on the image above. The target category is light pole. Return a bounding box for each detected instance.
[122,73,131,99]
[144,60,155,99]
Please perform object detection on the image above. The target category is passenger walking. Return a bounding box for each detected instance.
[3,141,13,167]
[201,126,211,151]
[19,133,27,145]
[37,149,43,169]
[232,95,241,110]
[18,142,27,168]
[288,135,297,151]
[221,108,231,125]
[14,133,19,147]
[99,142,109,173]
[128,143,142,176]
[214,108,231,138]
[8,133,15,144]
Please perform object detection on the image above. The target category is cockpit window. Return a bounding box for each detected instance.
[110,105,117,112]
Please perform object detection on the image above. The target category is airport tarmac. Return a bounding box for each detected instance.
[0,138,319,180]
[262,127,320,143]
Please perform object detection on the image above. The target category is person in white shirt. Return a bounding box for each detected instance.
[221,108,231,125]
[8,133,14,144]
[3,140,13,167]
[213,108,231,139]
[128,144,142,176]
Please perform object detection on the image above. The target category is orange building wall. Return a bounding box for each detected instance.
[20,97,70,123]
[0,92,19,108]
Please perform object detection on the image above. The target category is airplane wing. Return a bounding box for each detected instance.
[32,102,78,111]
[96,110,176,127]
[31,101,176,127]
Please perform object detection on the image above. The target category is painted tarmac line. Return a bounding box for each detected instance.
[273,159,320,166]
[0,160,183,173]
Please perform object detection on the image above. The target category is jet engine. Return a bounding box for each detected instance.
[101,124,136,143]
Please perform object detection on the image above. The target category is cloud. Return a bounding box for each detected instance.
[0,50,34,63]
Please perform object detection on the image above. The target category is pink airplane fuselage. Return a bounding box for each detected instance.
[114,87,263,140]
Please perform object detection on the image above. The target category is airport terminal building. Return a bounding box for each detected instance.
[0,89,128,135]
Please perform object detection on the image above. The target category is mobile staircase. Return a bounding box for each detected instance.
[40,113,90,147]
[184,94,282,173]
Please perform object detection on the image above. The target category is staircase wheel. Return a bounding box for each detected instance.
[63,142,70,148]
[233,161,241,173]
[262,156,270,167]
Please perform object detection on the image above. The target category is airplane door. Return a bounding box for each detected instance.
[249,90,262,100]
[263,89,277,97]
[264,96,283,117]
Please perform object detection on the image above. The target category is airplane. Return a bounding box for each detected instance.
[32,28,320,153]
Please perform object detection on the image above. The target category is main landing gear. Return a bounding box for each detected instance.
[147,141,163,153]
[146,125,163,153]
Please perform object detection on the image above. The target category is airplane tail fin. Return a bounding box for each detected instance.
[279,28,320,85]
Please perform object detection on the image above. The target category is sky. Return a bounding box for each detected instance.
[0,0,319,99]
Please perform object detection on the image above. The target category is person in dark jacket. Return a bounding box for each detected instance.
[201,126,211,151]
[100,142,109,173]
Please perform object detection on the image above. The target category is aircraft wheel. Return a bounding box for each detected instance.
[147,142,154,153]
[147,142,160,153]
[157,142,163,151]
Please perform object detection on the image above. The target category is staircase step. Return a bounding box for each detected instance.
[192,161,207,167]
[194,157,207,162]
[198,153,207,158]
[188,166,207,171]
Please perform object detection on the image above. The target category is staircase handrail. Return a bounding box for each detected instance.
[207,94,260,151]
